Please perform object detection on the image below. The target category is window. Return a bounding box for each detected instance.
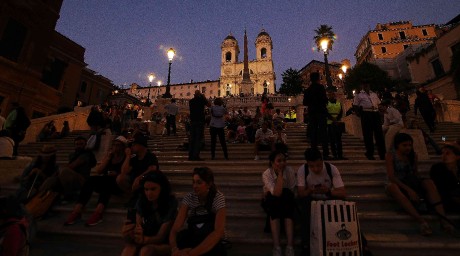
[381,47,387,53]
[0,18,28,62]
[378,33,383,40]
[42,58,68,89]
[186,92,191,96]
[403,44,409,49]
[431,59,445,78]
[261,48,267,58]
[399,31,406,39]
[225,52,232,62]
[201,87,206,94]
[80,82,87,93]
[422,29,428,36]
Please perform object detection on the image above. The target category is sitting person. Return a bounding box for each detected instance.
[37,121,58,142]
[262,150,296,256]
[272,108,285,129]
[235,120,248,143]
[59,120,70,138]
[273,126,288,156]
[430,140,460,213]
[40,136,97,200]
[296,148,346,255]
[385,133,455,236]
[122,171,178,256]
[169,167,226,256]
[254,122,274,160]
[64,136,128,226]
[16,145,58,202]
[0,130,14,159]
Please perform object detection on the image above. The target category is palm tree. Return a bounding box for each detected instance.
[314,25,336,88]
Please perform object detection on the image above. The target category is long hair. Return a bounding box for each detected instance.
[393,133,415,165]
[193,167,217,209]
[139,171,173,217]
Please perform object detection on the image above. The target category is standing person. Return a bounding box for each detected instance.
[430,140,460,213]
[353,80,386,160]
[297,148,346,255]
[385,133,455,235]
[209,98,228,160]
[165,98,179,136]
[379,100,404,152]
[303,72,330,159]
[64,136,128,226]
[188,90,210,161]
[169,167,227,256]
[326,88,347,160]
[262,151,296,256]
[121,172,178,256]
[4,103,30,157]
[414,90,436,133]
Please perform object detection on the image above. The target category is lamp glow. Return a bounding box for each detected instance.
[320,39,329,52]
[167,48,175,61]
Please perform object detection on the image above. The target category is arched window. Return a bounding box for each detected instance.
[225,52,232,62]
[261,48,267,58]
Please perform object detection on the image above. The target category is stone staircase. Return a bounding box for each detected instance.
[1,121,460,256]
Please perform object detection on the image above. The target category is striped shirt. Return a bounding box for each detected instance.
[182,191,226,216]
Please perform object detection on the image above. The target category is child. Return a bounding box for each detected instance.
[235,120,248,143]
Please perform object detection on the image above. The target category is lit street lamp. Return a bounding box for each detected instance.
[147,73,155,105]
[320,39,333,89]
[163,48,175,98]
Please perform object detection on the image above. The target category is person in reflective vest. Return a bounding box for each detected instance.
[326,88,347,160]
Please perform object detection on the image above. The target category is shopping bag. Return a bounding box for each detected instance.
[310,200,362,256]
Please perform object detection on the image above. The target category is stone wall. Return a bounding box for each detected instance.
[23,106,92,144]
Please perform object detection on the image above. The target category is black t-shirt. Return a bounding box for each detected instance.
[189,96,208,122]
[129,151,159,180]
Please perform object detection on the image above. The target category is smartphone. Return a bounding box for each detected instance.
[441,136,446,142]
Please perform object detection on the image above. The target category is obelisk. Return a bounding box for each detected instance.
[240,29,254,94]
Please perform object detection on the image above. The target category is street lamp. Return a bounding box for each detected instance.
[320,39,333,89]
[163,48,175,98]
[341,65,350,97]
[147,73,155,106]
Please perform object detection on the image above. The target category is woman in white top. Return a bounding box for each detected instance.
[262,150,296,256]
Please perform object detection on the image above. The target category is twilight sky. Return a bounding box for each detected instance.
[56,0,460,89]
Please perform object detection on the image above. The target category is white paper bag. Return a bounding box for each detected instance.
[310,200,362,256]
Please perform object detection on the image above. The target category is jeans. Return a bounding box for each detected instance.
[210,126,228,159]
[189,121,205,159]
[166,115,177,135]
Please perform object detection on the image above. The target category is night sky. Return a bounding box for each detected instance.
[56,0,460,89]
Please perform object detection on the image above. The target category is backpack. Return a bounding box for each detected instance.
[304,162,333,184]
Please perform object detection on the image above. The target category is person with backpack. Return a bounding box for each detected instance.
[296,148,346,256]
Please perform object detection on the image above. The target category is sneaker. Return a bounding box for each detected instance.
[64,211,81,226]
[285,246,295,256]
[86,212,103,226]
[272,246,282,256]
[254,155,260,160]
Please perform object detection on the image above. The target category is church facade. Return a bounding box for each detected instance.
[219,29,276,96]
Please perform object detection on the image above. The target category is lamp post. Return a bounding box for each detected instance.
[147,73,155,106]
[320,39,333,89]
[341,64,349,98]
[163,48,175,98]
[156,80,162,99]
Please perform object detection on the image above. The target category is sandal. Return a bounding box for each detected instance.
[420,222,433,236]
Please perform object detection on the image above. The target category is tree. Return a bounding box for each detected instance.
[278,68,304,96]
[344,62,394,97]
[313,24,335,52]
[314,24,335,88]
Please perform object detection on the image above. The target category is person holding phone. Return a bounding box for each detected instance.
[296,148,346,255]
[64,136,128,226]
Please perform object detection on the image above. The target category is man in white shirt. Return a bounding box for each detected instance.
[353,81,386,160]
[297,148,346,255]
[254,121,274,160]
[379,101,404,152]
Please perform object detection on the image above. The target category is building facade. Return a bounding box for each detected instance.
[0,0,115,118]
[355,21,437,76]
[219,29,276,95]
[299,60,349,91]
[406,20,460,99]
